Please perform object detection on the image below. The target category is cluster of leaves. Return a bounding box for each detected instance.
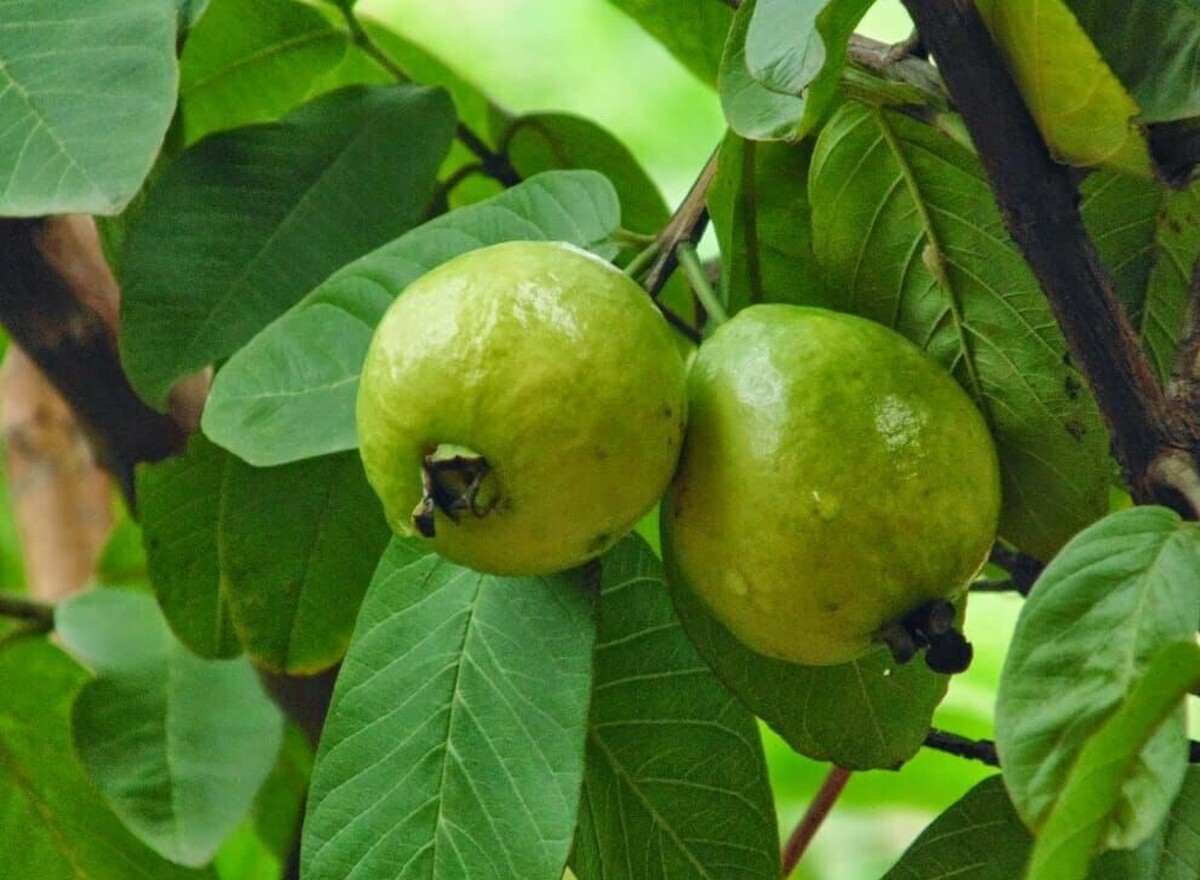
[3,0,1200,878]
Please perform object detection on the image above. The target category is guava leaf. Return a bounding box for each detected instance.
[302,539,595,880]
[975,0,1151,175]
[120,83,456,410]
[605,0,732,87]
[883,771,1200,879]
[1081,172,1200,382]
[570,534,780,880]
[810,101,1113,562]
[0,639,216,879]
[56,589,284,868]
[0,0,178,216]
[1027,641,1200,878]
[218,452,390,674]
[742,0,873,134]
[177,0,348,144]
[707,132,824,315]
[1064,0,1200,124]
[995,506,1200,851]
[720,0,805,141]
[137,431,240,659]
[663,518,948,770]
[203,170,622,467]
[505,113,669,236]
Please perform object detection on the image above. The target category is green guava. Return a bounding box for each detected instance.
[662,305,1001,666]
[356,240,688,576]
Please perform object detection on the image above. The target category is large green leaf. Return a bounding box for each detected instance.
[57,589,284,868]
[202,170,622,466]
[178,0,348,144]
[121,83,456,409]
[1028,640,1200,879]
[0,0,178,215]
[571,534,779,880]
[975,0,1151,175]
[0,639,215,879]
[708,132,824,314]
[137,432,240,660]
[743,0,873,134]
[810,101,1113,562]
[605,0,732,87]
[1066,0,1200,123]
[719,0,804,141]
[1081,173,1200,382]
[663,511,947,769]
[302,539,595,880]
[219,452,390,674]
[996,507,1200,850]
[884,772,1200,879]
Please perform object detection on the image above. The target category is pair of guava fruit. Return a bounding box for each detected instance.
[356,240,1002,668]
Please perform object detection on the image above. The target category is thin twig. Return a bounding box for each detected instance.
[643,146,720,300]
[899,0,1198,510]
[987,543,1044,597]
[780,766,852,878]
[677,242,729,326]
[923,729,1000,767]
[0,591,55,631]
[338,5,520,187]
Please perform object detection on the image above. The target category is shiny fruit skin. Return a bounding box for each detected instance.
[357,240,688,575]
[662,304,1001,665]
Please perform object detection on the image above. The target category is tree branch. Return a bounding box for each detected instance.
[780,765,852,878]
[0,219,186,503]
[923,729,1000,767]
[0,591,55,631]
[642,145,720,301]
[897,0,1198,510]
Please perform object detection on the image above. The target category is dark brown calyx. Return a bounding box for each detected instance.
[878,598,973,675]
[411,444,497,538]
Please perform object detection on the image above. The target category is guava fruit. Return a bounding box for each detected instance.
[662,304,1001,667]
[357,240,688,576]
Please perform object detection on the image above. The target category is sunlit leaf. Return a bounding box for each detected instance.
[605,0,732,87]
[996,507,1200,850]
[975,0,1151,175]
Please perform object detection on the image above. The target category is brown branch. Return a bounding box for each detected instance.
[0,591,55,630]
[986,543,1044,597]
[780,766,852,878]
[923,729,1000,767]
[0,218,186,503]
[897,0,1197,510]
[643,146,720,301]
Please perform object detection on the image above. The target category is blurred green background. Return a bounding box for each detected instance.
[349,2,1019,877]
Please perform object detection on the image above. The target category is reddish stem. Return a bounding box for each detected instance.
[780,765,853,878]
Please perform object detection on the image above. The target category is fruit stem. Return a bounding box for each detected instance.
[677,241,729,327]
[780,765,853,878]
[622,240,662,280]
